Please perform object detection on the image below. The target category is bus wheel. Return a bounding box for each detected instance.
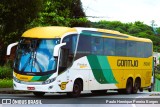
[148,88,151,92]
[67,80,82,97]
[133,78,140,94]
[33,92,45,97]
[125,78,133,94]
[148,83,153,92]
[139,88,143,92]
[91,90,107,94]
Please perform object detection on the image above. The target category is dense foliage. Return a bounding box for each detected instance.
[0,0,42,65]
[0,65,12,79]
[28,0,89,28]
[0,0,88,65]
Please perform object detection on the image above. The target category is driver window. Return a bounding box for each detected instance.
[58,34,77,74]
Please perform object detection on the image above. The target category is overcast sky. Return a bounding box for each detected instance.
[81,0,160,26]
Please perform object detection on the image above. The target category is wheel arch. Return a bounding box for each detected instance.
[73,78,83,91]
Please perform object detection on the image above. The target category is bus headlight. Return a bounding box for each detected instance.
[13,76,21,83]
[42,78,56,84]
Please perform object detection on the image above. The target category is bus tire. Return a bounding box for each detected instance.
[33,92,45,97]
[67,80,82,97]
[148,83,153,92]
[132,78,140,94]
[125,78,133,94]
[139,88,143,92]
[91,90,107,94]
[148,88,151,92]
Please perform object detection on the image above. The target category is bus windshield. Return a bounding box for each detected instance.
[14,38,60,75]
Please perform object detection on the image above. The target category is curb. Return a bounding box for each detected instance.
[0,88,13,91]
[0,88,30,94]
[150,93,160,96]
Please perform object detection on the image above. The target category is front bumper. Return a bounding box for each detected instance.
[13,80,61,92]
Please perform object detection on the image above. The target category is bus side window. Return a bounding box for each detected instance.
[127,41,136,57]
[144,43,152,57]
[91,37,103,55]
[136,42,144,57]
[115,40,127,56]
[75,35,91,60]
[104,38,115,56]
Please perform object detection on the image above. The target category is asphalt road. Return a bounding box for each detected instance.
[0,90,160,107]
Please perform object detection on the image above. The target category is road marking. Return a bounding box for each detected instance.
[132,104,136,107]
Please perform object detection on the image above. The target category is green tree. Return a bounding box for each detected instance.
[28,0,89,28]
[0,0,42,65]
[128,25,141,34]
[0,0,89,65]
[157,27,160,35]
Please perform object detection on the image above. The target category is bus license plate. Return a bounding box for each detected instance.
[27,87,35,90]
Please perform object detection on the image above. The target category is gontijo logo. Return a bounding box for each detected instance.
[117,59,138,67]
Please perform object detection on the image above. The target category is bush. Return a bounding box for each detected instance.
[0,79,13,88]
[0,65,13,79]
[155,64,160,73]
[155,73,160,80]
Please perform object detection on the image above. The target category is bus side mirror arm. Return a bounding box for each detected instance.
[6,42,18,55]
[53,43,66,58]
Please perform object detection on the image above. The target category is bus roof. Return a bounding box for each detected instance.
[98,29,152,43]
[22,26,152,43]
[22,26,77,38]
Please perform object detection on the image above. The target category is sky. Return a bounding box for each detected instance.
[81,0,160,26]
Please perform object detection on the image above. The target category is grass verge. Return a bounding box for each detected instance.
[0,79,31,94]
[0,79,13,88]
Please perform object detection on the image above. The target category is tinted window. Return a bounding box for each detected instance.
[104,38,115,56]
[63,34,78,53]
[144,43,152,57]
[75,32,152,59]
[127,41,137,57]
[115,40,127,56]
[91,37,103,55]
[127,41,152,58]
[59,34,77,74]
[75,35,91,60]
[136,42,144,57]
[76,35,91,54]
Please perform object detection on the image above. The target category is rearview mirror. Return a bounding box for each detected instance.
[53,43,66,58]
[6,42,18,55]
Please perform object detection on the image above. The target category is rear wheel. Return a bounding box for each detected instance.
[148,88,151,92]
[33,92,45,97]
[132,78,140,94]
[67,80,82,97]
[139,88,143,92]
[125,78,133,94]
[148,83,153,92]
